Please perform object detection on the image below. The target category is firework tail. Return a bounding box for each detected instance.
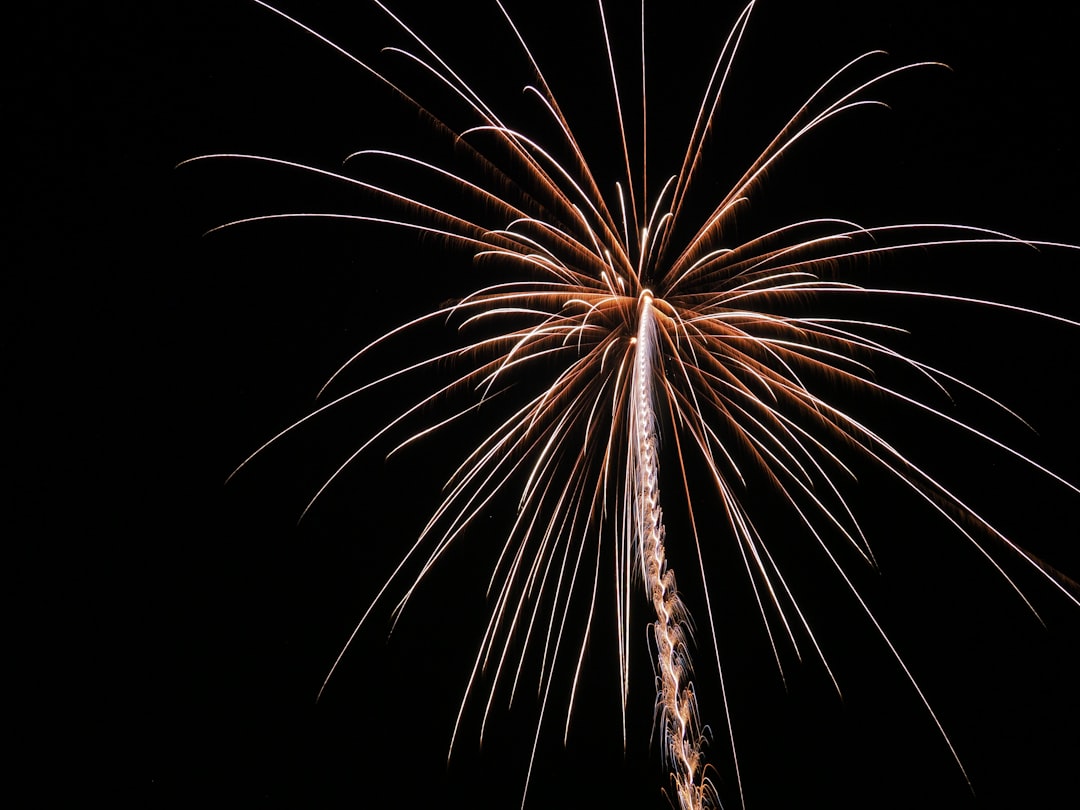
[634,291,717,810]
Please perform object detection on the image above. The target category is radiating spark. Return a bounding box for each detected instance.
[192,2,1079,808]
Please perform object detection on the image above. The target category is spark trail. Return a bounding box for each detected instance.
[635,290,717,809]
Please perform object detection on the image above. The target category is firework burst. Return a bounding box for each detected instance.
[189,2,1078,807]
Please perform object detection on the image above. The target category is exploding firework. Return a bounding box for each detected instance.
[189,2,1079,808]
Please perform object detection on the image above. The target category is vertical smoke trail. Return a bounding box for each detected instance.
[633,291,716,810]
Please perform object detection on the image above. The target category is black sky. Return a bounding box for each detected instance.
[12,2,1080,808]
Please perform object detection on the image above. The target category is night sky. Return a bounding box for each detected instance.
[13,2,1080,808]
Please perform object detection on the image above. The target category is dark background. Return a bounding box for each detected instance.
[12,2,1080,808]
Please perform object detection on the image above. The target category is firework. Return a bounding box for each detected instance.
[188,2,1078,807]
